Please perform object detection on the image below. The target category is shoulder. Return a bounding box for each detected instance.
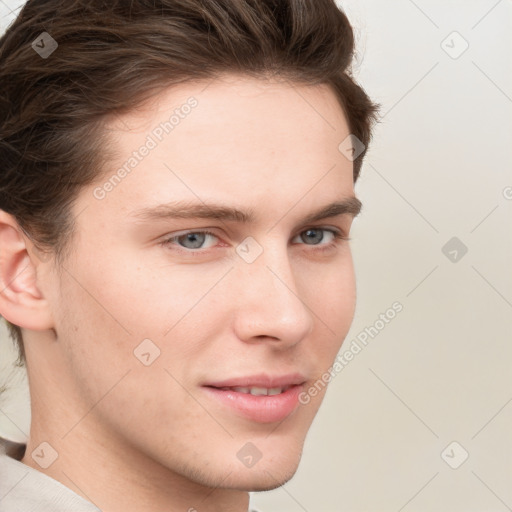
[0,438,100,512]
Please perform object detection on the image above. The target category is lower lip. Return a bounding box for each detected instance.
[202,385,303,423]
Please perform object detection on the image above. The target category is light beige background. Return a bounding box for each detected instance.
[1,1,511,510]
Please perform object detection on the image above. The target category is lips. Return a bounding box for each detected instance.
[202,373,307,423]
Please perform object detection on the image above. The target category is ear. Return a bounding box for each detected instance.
[0,210,54,331]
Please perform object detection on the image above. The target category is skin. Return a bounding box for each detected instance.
[0,74,359,512]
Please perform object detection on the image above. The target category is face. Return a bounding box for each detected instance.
[36,74,358,491]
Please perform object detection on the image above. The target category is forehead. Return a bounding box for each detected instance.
[104,73,350,160]
[110,73,347,131]
[84,74,354,224]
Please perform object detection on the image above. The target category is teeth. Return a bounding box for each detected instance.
[227,386,287,395]
[250,386,269,396]
[232,387,250,394]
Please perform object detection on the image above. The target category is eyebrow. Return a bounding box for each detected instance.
[131,196,362,225]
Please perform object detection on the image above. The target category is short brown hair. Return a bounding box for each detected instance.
[0,0,380,364]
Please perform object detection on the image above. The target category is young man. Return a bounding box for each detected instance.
[0,0,379,511]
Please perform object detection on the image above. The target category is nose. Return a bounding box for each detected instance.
[231,241,315,348]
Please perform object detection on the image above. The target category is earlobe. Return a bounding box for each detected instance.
[0,210,54,331]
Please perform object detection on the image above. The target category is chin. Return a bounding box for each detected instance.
[226,465,300,492]
[224,447,304,492]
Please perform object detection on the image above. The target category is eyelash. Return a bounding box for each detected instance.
[160,227,350,256]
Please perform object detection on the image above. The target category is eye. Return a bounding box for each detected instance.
[162,230,219,251]
[291,227,347,247]
[160,227,349,255]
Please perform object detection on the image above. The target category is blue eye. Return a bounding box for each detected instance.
[169,231,218,250]
[161,228,349,255]
[296,228,334,245]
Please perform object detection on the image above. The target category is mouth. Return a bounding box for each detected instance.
[202,374,307,423]
[210,385,294,396]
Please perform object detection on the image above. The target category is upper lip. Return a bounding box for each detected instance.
[204,373,307,389]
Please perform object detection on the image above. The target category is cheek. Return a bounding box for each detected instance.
[301,253,356,362]
[54,253,226,383]
[50,256,149,396]
[87,251,229,337]
[305,251,356,323]
[53,267,204,439]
